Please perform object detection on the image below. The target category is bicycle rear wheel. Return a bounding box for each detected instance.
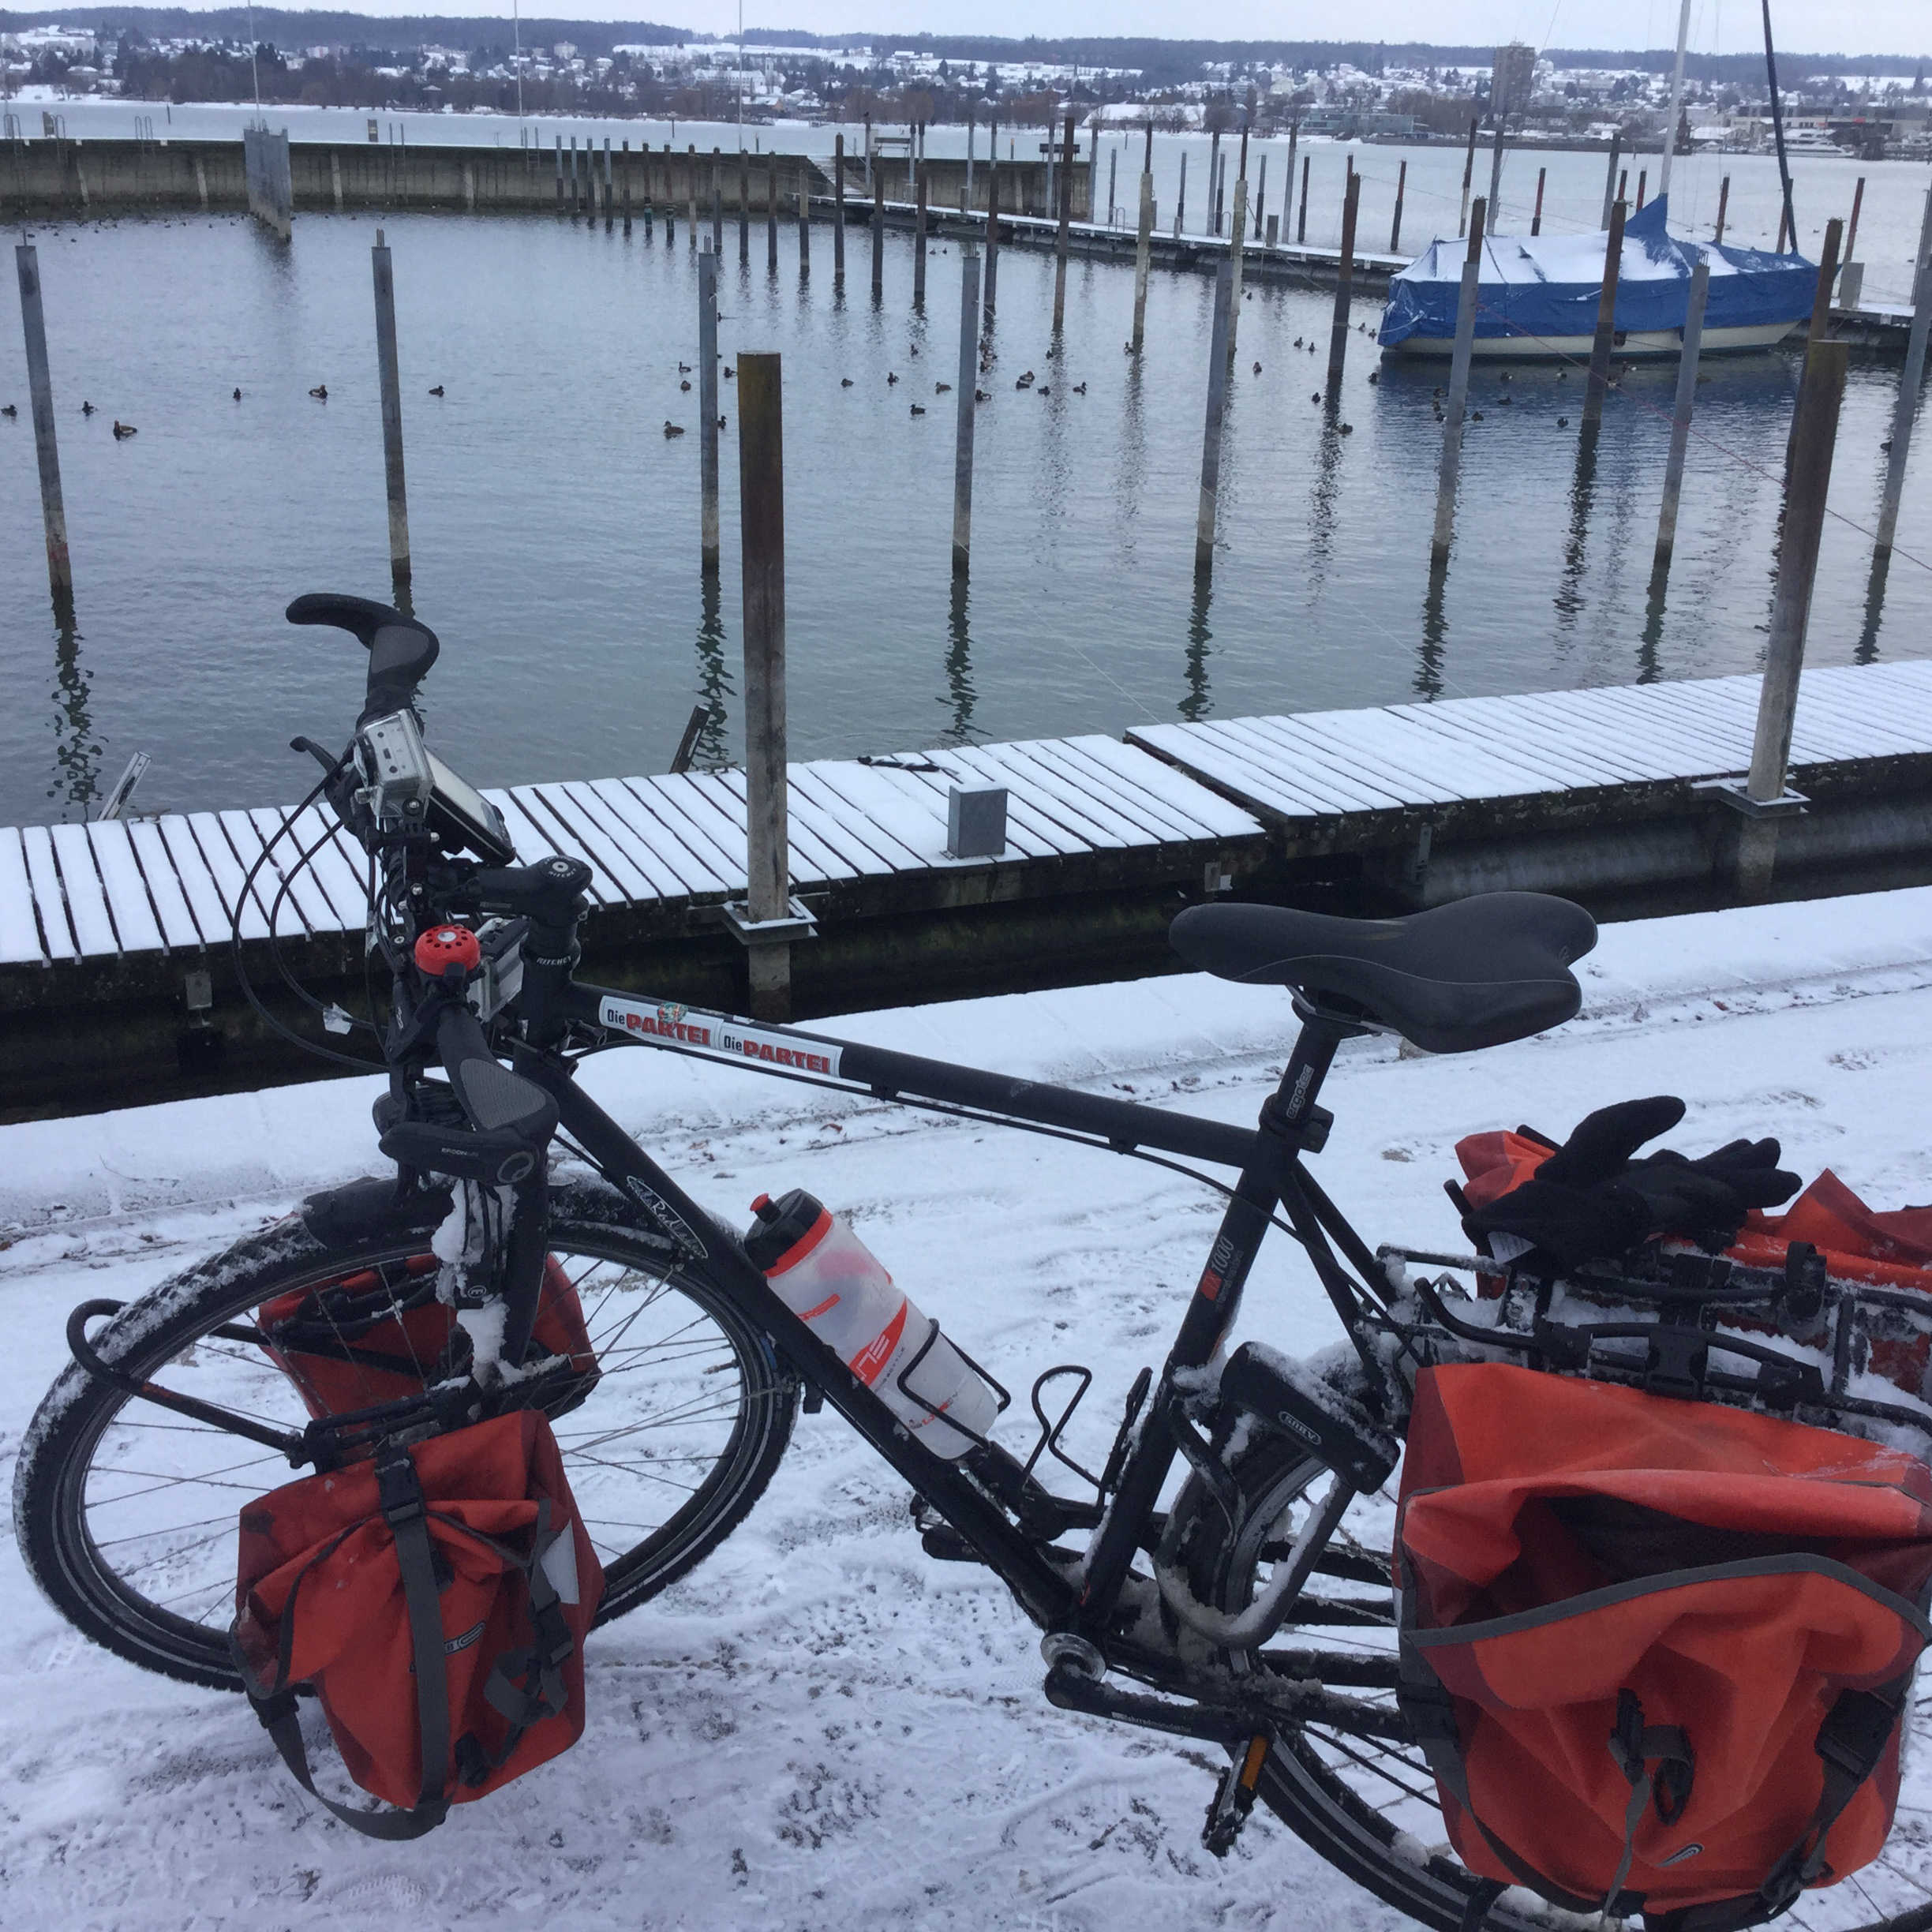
[1174,1433,1932,1932]
[14,1177,797,1691]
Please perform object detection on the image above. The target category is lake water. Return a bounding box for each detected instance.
[1,138,1928,826]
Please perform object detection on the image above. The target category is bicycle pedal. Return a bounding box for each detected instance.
[1201,1733,1271,1857]
[919,1522,983,1563]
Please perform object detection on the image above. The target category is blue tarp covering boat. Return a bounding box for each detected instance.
[1378,195,1818,354]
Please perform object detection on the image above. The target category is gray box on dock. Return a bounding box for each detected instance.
[946,784,1007,859]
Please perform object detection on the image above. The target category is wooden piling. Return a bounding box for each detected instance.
[1532,166,1546,235]
[952,241,981,575]
[711,160,722,256]
[13,242,71,595]
[1254,152,1267,240]
[1636,168,1647,212]
[623,142,634,234]
[1601,132,1622,229]
[1806,217,1843,341]
[1844,174,1865,270]
[914,161,927,306]
[1297,154,1309,244]
[739,152,749,260]
[1430,199,1485,568]
[1653,258,1710,571]
[1458,115,1477,238]
[1131,124,1154,356]
[1195,256,1234,573]
[767,159,778,270]
[1107,146,1118,229]
[1876,182,1932,556]
[1777,204,1789,255]
[736,350,792,1020]
[833,136,845,283]
[798,163,810,274]
[604,138,613,227]
[1052,112,1074,335]
[698,242,720,573]
[1618,168,1629,205]
[371,228,410,598]
[984,124,1001,321]
[554,135,563,212]
[687,144,698,250]
[871,163,885,301]
[1391,158,1407,251]
[1326,170,1361,397]
[1582,199,1627,430]
[1226,125,1249,356]
[1735,339,1848,897]
[1285,120,1298,238]
[1485,117,1504,219]
[1175,151,1188,238]
[1207,128,1221,236]
[1715,174,1730,243]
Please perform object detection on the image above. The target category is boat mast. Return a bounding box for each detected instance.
[1760,0,1798,250]
[1657,0,1691,201]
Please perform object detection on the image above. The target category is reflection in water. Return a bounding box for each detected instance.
[690,571,734,769]
[1304,399,1346,600]
[48,590,102,813]
[1115,360,1148,553]
[941,575,978,742]
[1417,558,1448,700]
[1638,558,1669,682]
[1553,421,1601,638]
[1857,548,1891,665]
[1182,570,1213,721]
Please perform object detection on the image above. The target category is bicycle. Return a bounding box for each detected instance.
[14,595,1931,1932]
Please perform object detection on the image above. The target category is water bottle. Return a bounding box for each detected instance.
[744,1189,998,1458]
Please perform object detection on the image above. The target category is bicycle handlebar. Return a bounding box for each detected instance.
[286,593,440,726]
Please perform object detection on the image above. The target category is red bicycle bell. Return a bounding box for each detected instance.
[414,923,482,977]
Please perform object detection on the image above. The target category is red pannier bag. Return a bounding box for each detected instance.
[257,1255,599,1420]
[230,1410,604,1837]
[1396,1363,1932,1927]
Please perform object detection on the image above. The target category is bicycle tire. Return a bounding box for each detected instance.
[14,1176,797,1693]
[1176,1432,1932,1932]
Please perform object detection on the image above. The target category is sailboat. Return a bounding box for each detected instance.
[1377,0,1818,362]
[1377,195,1818,360]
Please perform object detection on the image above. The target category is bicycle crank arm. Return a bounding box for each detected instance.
[1042,1640,1413,1748]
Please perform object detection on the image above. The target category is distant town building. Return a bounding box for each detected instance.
[1492,42,1537,118]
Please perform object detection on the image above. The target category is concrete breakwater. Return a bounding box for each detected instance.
[2,133,1083,224]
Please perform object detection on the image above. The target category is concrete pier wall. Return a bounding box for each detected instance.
[0,136,1085,221]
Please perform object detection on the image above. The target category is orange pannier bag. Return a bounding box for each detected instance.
[257,1254,599,1420]
[230,1410,604,1837]
[1395,1363,1932,1927]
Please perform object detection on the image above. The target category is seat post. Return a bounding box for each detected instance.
[1266,1008,1356,1144]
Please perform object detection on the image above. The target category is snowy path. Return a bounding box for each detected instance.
[2,890,1930,1931]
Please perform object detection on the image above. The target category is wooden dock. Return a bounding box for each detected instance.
[3,661,1930,1120]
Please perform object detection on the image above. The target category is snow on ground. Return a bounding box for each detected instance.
[2,889,1930,1931]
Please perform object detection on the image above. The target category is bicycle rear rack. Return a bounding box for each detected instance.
[1378,1241,1932,1447]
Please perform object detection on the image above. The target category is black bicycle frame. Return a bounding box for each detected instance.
[504,978,1372,1650]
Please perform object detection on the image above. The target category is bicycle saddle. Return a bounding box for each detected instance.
[1169,891,1597,1054]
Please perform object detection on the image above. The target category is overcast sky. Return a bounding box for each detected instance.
[402,0,1930,56]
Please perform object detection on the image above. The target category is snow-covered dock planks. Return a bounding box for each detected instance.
[1126,659,1932,841]
[0,733,1262,968]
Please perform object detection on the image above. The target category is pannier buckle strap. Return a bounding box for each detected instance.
[1603,1689,1696,1915]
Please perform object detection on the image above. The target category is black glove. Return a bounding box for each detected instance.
[1466,1099,1801,1270]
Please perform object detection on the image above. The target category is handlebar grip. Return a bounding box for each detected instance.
[433,1002,559,1150]
[285,593,441,725]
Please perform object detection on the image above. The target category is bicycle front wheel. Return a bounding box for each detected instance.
[14,1177,797,1691]
[1174,1433,1932,1932]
